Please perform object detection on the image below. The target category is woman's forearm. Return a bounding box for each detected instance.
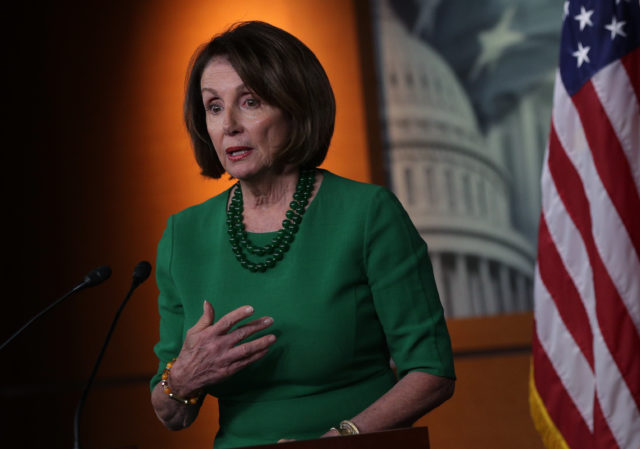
[327,371,454,435]
[151,382,202,430]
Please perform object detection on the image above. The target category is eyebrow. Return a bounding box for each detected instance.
[201,84,249,96]
[201,87,219,96]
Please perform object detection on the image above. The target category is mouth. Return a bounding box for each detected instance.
[225,146,253,162]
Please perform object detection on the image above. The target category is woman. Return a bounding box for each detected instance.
[151,21,455,448]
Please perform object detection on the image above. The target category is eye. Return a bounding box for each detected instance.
[207,102,223,114]
[244,96,260,108]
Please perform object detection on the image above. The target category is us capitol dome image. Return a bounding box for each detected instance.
[374,1,543,318]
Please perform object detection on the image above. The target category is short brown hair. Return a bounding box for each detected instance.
[184,21,336,179]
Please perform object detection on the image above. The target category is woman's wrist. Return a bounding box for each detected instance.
[169,355,203,396]
[327,420,360,436]
[160,358,203,405]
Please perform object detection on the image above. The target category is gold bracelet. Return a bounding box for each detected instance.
[160,358,202,405]
[330,420,360,436]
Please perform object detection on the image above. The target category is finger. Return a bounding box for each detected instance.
[278,439,296,443]
[190,300,216,333]
[212,305,255,334]
[226,346,271,375]
[227,334,276,361]
[322,429,340,438]
[228,316,274,345]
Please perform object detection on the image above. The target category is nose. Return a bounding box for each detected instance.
[222,106,242,136]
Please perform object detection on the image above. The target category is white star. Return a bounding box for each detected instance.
[574,6,594,31]
[605,17,627,39]
[563,2,570,20]
[573,42,591,67]
[469,7,525,79]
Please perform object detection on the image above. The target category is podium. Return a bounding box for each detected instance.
[240,427,430,449]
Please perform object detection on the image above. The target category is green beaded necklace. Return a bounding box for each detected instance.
[226,169,315,272]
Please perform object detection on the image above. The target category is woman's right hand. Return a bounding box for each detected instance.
[168,301,276,398]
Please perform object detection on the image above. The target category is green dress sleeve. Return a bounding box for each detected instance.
[150,215,186,390]
[365,188,455,379]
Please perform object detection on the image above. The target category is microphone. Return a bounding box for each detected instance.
[0,265,112,351]
[82,265,113,288]
[73,261,152,449]
[132,260,152,288]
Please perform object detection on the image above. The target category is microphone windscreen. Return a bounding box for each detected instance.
[133,261,152,285]
[83,265,112,288]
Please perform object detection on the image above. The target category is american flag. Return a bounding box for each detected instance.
[530,1,640,448]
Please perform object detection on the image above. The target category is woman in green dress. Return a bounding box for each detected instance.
[150,21,455,448]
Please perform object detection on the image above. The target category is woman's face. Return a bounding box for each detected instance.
[201,57,291,182]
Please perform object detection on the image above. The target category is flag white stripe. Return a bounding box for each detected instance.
[591,60,640,196]
[542,153,640,448]
[552,72,640,336]
[540,149,595,324]
[595,338,640,449]
[534,265,594,430]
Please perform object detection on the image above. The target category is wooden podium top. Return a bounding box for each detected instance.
[239,427,430,449]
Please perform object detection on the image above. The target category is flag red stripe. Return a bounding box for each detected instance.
[547,124,640,412]
[593,394,620,449]
[621,48,640,105]
[532,330,593,449]
[571,80,640,256]
[537,214,594,368]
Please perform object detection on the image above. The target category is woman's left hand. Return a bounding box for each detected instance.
[274,372,452,444]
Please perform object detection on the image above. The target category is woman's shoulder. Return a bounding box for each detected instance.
[320,170,398,209]
[169,188,231,227]
[320,170,388,199]
[319,171,413,232]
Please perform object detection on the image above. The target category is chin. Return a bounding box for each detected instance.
[226,168,263,183]
[226,163,281,182]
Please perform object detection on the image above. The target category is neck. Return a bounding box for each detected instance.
[240,168,299,210]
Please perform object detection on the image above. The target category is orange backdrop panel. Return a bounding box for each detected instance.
[104,0,372,379]
[86,1,372,447]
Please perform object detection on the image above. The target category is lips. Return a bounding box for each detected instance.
[225,146,253,162]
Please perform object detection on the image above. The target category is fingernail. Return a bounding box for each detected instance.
[245,306,254,314]
[263,317,273,325]
[268,334,276,343]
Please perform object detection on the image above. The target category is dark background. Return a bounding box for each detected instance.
[3,2,160,447]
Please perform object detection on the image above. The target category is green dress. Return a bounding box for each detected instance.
[151,170,455,448]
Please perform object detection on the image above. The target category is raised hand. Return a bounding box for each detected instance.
[168,301,276,398]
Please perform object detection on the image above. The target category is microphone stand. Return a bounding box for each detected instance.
[0,266,111,351]
[73,261,151,449]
